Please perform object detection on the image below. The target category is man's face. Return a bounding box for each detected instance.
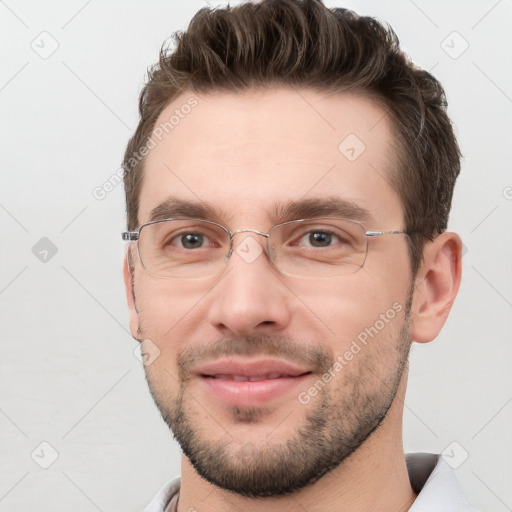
[128,88,415,496]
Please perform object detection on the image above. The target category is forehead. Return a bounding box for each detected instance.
[138,87,403,228]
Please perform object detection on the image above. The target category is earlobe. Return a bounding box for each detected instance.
[123,248,141,341]
[410,232,463,343]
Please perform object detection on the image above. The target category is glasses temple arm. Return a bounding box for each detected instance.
[122,232,139,241]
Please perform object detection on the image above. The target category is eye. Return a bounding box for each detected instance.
[302,231,334,247]
[145,220,228,256]
[168,230,218,250]
[175,232,207,249]
[296,229,346,248]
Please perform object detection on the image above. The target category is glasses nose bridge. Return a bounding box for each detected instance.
[225,227,271,261]
[230,227,270,239]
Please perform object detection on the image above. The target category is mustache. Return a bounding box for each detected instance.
[177,334,333,380]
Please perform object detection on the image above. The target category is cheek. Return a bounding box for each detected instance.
[134,275,208,354]
[290,270,409,355]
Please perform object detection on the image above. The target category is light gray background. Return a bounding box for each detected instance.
[1,1,511,510]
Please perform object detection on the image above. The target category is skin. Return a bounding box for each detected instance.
[123,88,462,512]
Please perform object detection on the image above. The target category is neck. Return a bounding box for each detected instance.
[178,372,416,512]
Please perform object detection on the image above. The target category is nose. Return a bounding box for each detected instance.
[207,233,292,335]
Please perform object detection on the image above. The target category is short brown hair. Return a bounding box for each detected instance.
[123,0,461,275]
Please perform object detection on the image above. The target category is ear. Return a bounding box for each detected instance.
[123,247,141,342]
[410,232,463,343]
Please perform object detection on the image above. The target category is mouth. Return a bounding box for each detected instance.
[206,372,303,381]
[194,358,313,407]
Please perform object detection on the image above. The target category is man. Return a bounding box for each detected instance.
[121,1,479,510]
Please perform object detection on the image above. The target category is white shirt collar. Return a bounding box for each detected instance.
[407,453,479,512]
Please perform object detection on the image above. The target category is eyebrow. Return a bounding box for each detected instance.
[272,197,374,225]
[148,197,225,223]
[147,196,375,226]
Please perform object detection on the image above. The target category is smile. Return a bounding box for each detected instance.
[194,358,313,407]
[206,373,300,381]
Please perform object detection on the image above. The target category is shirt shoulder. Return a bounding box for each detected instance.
[142,476,180,512]
[406,453,481,512]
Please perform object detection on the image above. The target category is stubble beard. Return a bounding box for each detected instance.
[141,297,412,497]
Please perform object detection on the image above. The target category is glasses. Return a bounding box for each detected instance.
[122,217,411,280]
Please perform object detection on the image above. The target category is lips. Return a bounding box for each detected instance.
[209,373,292,381]
[196,358,310,379]
[194,358,312,407]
